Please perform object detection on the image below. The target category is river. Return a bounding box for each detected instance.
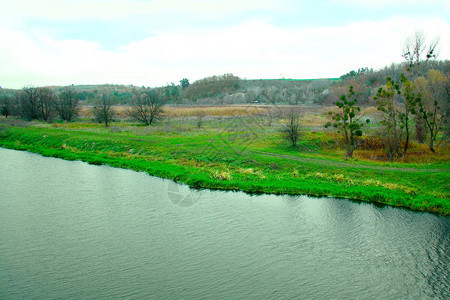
[0,147,448,299]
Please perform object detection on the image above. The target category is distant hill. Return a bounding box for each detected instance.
[31,77,338,105]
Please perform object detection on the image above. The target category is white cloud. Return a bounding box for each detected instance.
[0,0,283,22]
[335,0,450,10]
[0,16,449,88]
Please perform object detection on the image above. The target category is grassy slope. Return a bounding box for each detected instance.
[0,121,448,215]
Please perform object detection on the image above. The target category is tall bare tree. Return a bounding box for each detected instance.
[129,89,165,125]
[282,108,302,147]
[38,88,56,122]
[22,86,40,120]
[402,31,439,78]
[93,94,115,127]
[0,92,14,118]
[56,86,78,122]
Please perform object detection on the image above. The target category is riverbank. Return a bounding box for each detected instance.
[0,121,448,215]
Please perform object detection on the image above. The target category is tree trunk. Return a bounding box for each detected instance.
[346,143,354,158]
[404,118,409,155]
[428,139,435,153]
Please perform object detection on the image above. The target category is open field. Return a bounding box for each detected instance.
[0,105,449,215]
[80,104,320,118]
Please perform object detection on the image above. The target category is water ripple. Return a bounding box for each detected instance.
[0,148,449,299]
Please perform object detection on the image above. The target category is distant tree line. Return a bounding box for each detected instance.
[0,86,79,122]
[0,85,168,127]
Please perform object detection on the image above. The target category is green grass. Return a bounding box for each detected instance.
[0,120,448,215]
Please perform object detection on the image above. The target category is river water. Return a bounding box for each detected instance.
[0,147,448,299]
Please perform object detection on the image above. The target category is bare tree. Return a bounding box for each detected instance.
[402,31,440,78]
[0,92,14,118]
[129,89,165,125]
[56,86,78,122]
[38,88,56,122]
[93,94,115,127]
[21,86,40,120]
[282,108,302,147]
[402,31,425,66]
[260,87,283,126]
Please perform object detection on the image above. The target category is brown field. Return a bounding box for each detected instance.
[163,105,267,117]
[78,104,398,130]
[81,104,360,119]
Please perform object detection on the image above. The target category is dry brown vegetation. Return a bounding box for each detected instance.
[163,105,266,117]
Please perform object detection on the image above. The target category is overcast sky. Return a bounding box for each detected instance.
[0,0,449,89]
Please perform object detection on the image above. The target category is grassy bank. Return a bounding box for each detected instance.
[0,118,448,215]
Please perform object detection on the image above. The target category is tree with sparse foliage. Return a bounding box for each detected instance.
[56,86,78,122]
[402,30,439,79]
[325,86,370,158]
[282,108,302,147]
[93,95,115,127]
[399,74,420,154]
[129,89,165,125]
[374,78,404,162]
[414,70,448,153]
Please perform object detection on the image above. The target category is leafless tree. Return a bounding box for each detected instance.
[129,89,165,125]
[93,94,115,127]
[260,87,283,126]
[56,86,78,122]
[38,88,56,122]
[0,92,15,118]
[21,86,40,120]
[402,30,440,78]
[282,108,302,147]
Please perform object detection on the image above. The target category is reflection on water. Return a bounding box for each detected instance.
[0,148,448,299]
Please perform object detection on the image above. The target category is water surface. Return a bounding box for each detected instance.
[0,148,448,299]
